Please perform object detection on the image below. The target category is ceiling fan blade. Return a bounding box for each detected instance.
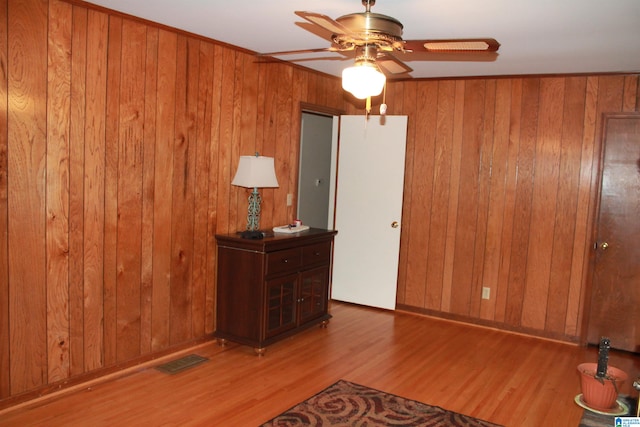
[295,11,354,36]
[257,47,343,57]
[403,38,500,53]
[377,54,413,75]
[399,51,499,62]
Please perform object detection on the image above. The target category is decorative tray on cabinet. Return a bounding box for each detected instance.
[273,224,310,234]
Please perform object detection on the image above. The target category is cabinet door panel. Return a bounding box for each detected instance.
[299,266,329,324]
[265,275,297,338]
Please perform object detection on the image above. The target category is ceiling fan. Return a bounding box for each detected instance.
[259,0,500,100]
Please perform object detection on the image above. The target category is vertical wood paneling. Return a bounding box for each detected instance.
[151,28,176,351]
[115,19,146,362]
[389,81,404,114]
[258,62,278,230]
[3,0,639,406]
[306,72,318,106]
[215,47,235,234]
[192,41,214,338]
[287,68,304,222]
[418,82,440,307]
[260,64,278,229]
[622,76,638,111]
[8,0,48,394]
[140,26,158,354]
[103,15,121,366]
[68,3,86,378]
[403,81,434,308]
[395,74,640,342]
[0,0,10,400]
[229,52,243,232]
[83,8,107,371]
[470,79,495,319]
[240,53,258,158]
[170,35,197,344]
[45,0,72,383]
[504,78,539,326]
[235,52,259,232]
[1,0,350,404]
[545,77,586,334]
[255,62,269,160]
[521,77,564,330]
[480,78,512,321]
[494,79,523,323]
[440,80,466,313]
[204,44,224,335]
[425,80,456,311]
[450,80,485,315]
[413,81,436,309]
[273,64,293,227]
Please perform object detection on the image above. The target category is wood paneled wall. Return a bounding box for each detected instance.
[2,0,639,408]
[389,75,640,341]
[0,0,349,401]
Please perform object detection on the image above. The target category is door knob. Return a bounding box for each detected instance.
[595,241,609,251]
[391,221,399,228]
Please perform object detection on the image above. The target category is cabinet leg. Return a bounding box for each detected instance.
[320,319,330,328]
[254,347,266,356]
[216,338,227,347]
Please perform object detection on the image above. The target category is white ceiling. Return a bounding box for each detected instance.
[86,0,640,80]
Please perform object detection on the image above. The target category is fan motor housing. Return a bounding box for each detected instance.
[335,12,404,49]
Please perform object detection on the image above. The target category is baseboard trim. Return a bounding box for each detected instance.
[395,303,581,345]
[0,335,217,414]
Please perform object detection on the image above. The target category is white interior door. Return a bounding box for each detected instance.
[331,115,408,310]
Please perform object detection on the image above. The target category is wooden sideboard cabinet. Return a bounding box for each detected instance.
[214,228,337,355]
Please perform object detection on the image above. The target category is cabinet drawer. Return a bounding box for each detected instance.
[302,241,332,266]
[266,248,302,276]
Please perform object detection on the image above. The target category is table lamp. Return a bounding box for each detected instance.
[231,153,279,239]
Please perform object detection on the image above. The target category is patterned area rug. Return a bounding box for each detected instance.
[261,380,502,426]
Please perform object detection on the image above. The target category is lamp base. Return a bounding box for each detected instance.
[240,230,264,240]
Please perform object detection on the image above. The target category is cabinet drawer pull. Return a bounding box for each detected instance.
[314,251,321,256]
[282,258,289,263]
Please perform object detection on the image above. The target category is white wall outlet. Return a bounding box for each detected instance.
[286,193,293,207]
[482,287,491,300]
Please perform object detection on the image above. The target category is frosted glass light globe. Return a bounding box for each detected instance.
[342,63,386,99]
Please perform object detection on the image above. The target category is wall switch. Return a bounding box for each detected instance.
[286,193,293,207]
[482,287,490,300]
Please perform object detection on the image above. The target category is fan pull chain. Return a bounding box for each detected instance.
[380,83,387,115]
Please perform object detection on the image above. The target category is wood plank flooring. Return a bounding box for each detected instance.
[0,301,637,426]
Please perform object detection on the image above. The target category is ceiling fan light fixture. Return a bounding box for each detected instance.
[342,61,386,99]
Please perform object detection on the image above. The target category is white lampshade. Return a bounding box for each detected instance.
[342,62,386,99]
[232,155,279,188]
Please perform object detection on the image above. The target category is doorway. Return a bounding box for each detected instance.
[587,113,640,353]
[297,111,409,311]
[297,111,338,229]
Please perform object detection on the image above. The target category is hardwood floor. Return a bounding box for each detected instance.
[0,301,637,426]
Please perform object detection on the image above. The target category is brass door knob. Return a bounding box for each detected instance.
[600,242,609,250]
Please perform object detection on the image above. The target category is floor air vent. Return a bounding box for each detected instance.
[155,354,209,375]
